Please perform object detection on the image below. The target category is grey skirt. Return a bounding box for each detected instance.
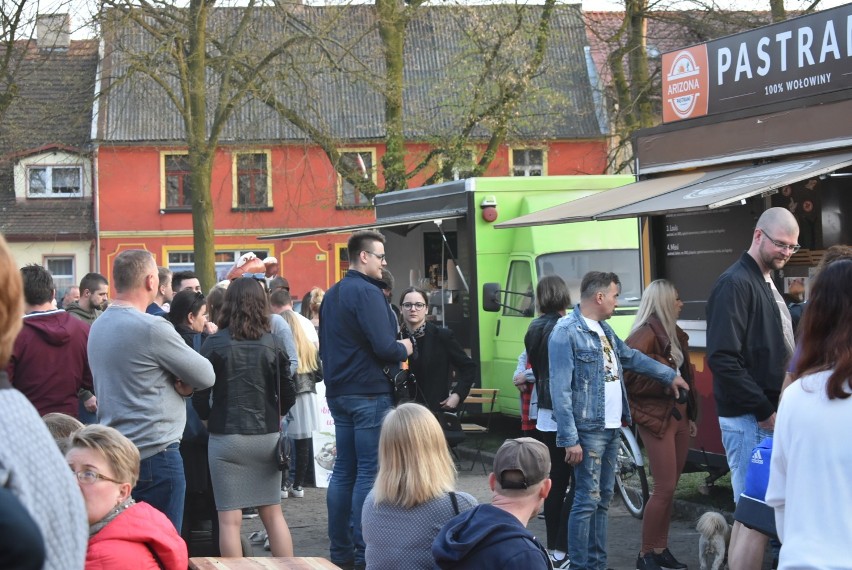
[208,432,280,511]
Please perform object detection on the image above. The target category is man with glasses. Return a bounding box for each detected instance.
[707,207,799,503]
[319,230,413,570]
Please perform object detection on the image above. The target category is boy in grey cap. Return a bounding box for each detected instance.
[432,438,554,569]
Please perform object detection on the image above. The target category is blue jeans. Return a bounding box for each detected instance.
[326,394,392,566]
[133,443,186,532]
[568,428,620,570]
[719,414,773,503]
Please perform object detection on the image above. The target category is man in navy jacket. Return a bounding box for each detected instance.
[319,230,412,570]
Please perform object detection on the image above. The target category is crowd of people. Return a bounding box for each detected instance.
[1,211,851,570]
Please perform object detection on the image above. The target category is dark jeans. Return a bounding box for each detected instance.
[133,443,186,532]
[540,430,574,552]
[326,394,392,566]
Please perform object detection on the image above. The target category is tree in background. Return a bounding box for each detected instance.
[98,0,579,289]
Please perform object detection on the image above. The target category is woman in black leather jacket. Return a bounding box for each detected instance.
[192,278,296,557]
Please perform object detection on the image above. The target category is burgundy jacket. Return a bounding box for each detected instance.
[7,310,93,417]
[624,315,697,438]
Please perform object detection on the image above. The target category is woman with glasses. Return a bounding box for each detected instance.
[193,278,297,557]
[624,279,696,570]
[67,424,187,569]
[398,287,476,413]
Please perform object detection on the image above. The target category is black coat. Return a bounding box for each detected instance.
[707,252,790,421]
[408,322,477,412]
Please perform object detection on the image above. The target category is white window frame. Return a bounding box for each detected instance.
[26,165,83,198]
[511,148,547,177]
[44,256,76,291]
[167,249,271,282]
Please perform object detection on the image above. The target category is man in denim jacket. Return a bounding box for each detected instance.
[549,271,689,570]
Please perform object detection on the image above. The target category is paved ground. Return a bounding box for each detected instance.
[232,465,772,569]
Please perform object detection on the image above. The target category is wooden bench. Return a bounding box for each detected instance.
[189,557,341,569]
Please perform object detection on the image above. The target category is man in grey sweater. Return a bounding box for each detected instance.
[89,250,214,532]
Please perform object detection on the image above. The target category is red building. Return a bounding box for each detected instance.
[96,5,610,298]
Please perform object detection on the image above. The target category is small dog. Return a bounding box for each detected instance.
[696,511,731,570]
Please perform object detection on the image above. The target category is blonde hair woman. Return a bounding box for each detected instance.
[66,424,187,569]
[281,310,322,498]
[624,279,697,570]
[361,403,477,569]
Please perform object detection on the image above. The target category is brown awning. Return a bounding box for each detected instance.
[597,151,852,219]
[496,151,852,228]
[493,170,735,228]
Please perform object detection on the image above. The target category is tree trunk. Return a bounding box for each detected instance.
[377,0,407,192]
[186,0,217,291]
[769,0,786,23]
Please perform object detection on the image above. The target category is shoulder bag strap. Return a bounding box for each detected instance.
[448,491,460,515]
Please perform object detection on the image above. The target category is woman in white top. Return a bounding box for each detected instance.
[766,259,852,569]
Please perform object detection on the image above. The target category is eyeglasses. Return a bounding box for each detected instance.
[363,251,386,261]
[71,469,122,485]
[401,302,426,310]
[760,229,801,254]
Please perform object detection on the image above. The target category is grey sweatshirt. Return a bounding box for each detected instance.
[89,305,215,459]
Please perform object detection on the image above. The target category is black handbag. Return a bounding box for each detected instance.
[277,431,291,472]
[386,368,417,405]
[274,346,290,472]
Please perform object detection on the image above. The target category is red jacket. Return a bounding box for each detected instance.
[86,502,188,570]
[7,310,93,417]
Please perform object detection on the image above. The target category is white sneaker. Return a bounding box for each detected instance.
[289,486,304,498]
[549,551,570,569]
[280,486,289,499]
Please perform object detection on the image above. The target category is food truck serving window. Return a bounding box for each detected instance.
[537,249,641,308]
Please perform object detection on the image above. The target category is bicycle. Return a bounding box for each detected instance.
[614,424,649,519]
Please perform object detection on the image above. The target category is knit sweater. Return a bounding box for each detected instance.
[362,490,477,570]
[89,305,215,459]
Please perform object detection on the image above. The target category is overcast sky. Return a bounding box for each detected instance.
[56,0,850,39]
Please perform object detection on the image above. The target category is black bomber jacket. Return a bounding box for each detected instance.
[706,252,789,421]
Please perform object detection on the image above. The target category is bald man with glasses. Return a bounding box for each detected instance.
[706,207,800,503]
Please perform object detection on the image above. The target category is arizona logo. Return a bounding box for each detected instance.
[662,46,709,122]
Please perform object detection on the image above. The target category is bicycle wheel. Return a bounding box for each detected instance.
[614,431,649,519]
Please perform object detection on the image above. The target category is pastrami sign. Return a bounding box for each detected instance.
[662,4,852,123]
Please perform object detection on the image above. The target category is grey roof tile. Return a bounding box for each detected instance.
[99,4,602,143]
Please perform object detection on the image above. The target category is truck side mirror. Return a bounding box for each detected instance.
[482,282,501,312]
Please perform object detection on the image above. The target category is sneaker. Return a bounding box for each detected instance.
[280,486,289,499]
[263,537,270,551]
[653,548,687,570]
[248,531,267,544]
[242,507,258,519]
[549,552,570,569]
[637,552,663,570]
[289,486,305,498]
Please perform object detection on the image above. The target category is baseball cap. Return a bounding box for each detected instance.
[493,437,550,489]
[263,256,279,266]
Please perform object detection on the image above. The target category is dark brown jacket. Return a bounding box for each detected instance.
[624,315,696,438]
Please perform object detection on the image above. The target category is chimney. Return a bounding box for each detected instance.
[36,14,71,50]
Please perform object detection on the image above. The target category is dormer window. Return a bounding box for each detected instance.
[27,165,83,198]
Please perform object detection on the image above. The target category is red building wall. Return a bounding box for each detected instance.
[96,139,607,298]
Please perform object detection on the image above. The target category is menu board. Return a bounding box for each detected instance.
[651,203,759,320]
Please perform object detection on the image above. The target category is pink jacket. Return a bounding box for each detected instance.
[86,502,188,570]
